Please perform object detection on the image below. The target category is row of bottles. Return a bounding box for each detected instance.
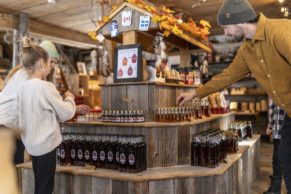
[57,133,147,173]
[180,69,201,85]
[191,129,238,168]
[155,99,211,122]
[76,112,100,123]
[100,110,145,123]
[229,121,253,141]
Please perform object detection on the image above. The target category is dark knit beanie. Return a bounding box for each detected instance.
[217,0,256,25]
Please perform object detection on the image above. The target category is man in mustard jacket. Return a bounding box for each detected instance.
[177,0,291,193]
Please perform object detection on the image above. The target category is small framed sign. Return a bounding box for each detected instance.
[114,44,143,83]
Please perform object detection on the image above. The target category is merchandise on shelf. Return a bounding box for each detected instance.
[229,121,253,141]
[100,110,145,123]
[57,133,147,173]
[191,129,238,168]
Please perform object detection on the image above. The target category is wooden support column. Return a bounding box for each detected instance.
[123,31,137,45]
[179,47,191,67]
[12,12,29,67]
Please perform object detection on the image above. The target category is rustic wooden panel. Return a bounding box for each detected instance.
[72,175,92,194]
[148,85,159,121]
[158,127,178,167]
[127,85,149,119]
[213,175,226,194]
[147,128,159,168]
[194,176,214,194]
[163,179,175,194]
[92,177,112,194]
[134,182,149,194]
[54,173,72,194]
[174,178,195,194]
[112,180,128,194]
[101,86,112,110]
[149,180,164,194]
[111,85,127,110]
[178,126,191,165]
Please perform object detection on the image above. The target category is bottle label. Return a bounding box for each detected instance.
[85,150,90,160]
[129,117,134,122]
[128,154,135,165]
[100,151,106,161]
[60,149,65,159]
[107,151,113,162]
[78,149,83,159]
[120,153,126,164]
[116,151,120,163]
[92,150,98,161]
[71,149,76,159]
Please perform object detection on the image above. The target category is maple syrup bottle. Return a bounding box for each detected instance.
[156,108,161,122]
[198,137,207,167]
[124,110,129,123]
[76,134,85,166]
[127,136,138,173]
[119,136,129,172]
[63,134,72,165]
[70,134,77,165]
[246,121,253,138]
[139,110,145,122]
[102,110,108,122]
[191,136,200,166]
[106,135,116,169]
[120,110,124,123]
[84,135,92,165]
[128,110,134,123]
[115,110,121,123]
[99,135,107,168]
[139,135,147,171]
[91,135,99,168]
[115,136,122,168]
[132,110,137,123]
[58,134,66,166]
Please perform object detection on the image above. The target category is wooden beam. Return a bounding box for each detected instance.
[0,11,97,49]
[29,20,97,49]
[0,13,18,30]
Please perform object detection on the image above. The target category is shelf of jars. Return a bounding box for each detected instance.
[17,135,260,194]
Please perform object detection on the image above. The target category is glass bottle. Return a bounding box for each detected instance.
[246,121,253,138]
[76,134,85,166]
[119,136,129,172]
[70,134,77,165]
[91,135,99,168]
[99,135,107,168]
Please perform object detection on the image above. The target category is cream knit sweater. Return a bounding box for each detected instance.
[17,78,76,156]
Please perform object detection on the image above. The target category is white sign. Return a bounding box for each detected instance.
[122,11,132,26]
[139,15,150,31]
[117,48,138,79]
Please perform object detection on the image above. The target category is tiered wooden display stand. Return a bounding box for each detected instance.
[17,2,259,193]
[17,83,260,194]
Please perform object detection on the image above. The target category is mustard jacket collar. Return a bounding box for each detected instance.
[252,13,267,43]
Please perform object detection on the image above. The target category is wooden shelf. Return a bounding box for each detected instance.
[64,112,235,128]
[17,144,256,182]
[234,112,259,116]
[100,82,199,88]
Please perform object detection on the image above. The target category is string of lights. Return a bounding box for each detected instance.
[278,0,289,17]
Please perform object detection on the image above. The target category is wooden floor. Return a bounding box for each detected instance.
[251,141,287,194]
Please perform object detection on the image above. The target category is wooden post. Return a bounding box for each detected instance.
[123,31,137,45]
[12,12,29,67]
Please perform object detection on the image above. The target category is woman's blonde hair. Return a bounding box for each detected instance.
[20,37,49,70]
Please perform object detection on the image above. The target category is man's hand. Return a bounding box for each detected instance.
[266,128,272,136]
[176,92,197,106]
[76,104,91,115]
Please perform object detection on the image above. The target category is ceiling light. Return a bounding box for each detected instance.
[48,0,56,3]
[278,0,284,3]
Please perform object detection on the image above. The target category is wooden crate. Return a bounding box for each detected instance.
[101,82,198,121]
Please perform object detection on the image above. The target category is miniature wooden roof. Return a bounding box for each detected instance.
[91,1,212,53]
